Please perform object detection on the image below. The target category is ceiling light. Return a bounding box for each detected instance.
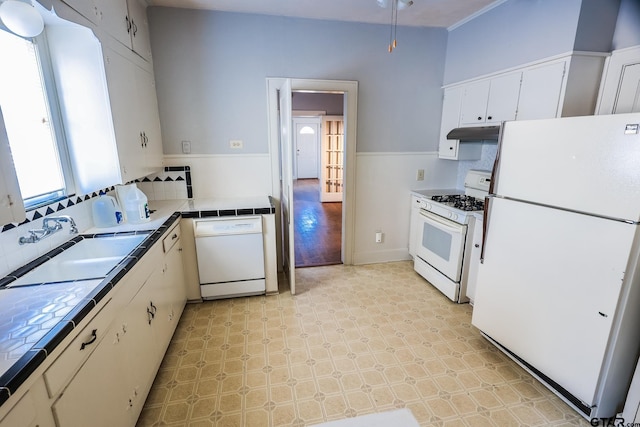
[377,0,413,52]
[0,0,44,38]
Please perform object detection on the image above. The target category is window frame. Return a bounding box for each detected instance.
[0,28,77,211]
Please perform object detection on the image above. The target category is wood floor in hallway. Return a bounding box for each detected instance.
[293,179,342,267]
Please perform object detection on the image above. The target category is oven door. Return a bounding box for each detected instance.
[416,209,467,282]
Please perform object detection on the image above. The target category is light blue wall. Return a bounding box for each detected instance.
[443,0,621,85]
[444,0,582,84]
[148,8,448,154]
[612,0,640,49]
[574,0,620,52]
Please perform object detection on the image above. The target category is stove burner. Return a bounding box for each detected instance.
[431,194,485,211]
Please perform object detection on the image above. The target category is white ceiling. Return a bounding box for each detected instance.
[146,0,504,29]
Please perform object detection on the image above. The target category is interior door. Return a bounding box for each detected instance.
[614,63,640,113]
[279,79,296,295]
[293,120,319,179]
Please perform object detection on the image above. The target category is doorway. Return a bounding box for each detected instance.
[267,78,358,295]
[292,94,344,267]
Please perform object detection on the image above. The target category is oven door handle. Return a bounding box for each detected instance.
[419,210,465,234]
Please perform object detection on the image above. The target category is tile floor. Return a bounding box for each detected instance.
[136,261,590,426]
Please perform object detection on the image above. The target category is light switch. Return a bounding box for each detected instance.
[181,140,191,154]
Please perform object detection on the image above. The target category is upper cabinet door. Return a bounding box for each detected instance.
[126,0,153,62]
[60,0,100,24]
[460,80,490,125]
[460,73,522,126]
[614,63,640,114]
[0,109,25,226]
[485,72,522,123]
[104,46,143,183]
[517,62,566,120]
[96,0,130,48]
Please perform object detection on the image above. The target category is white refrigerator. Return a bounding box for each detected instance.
[472,113,640,419]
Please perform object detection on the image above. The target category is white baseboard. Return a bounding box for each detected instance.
[352,248,411,265]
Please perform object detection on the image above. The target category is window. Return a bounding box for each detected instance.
[0,28,73,209]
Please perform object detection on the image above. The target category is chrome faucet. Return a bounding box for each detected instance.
[19,215,78,245]
[43,215,78,234]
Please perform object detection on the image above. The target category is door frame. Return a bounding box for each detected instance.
[266,78,358,266]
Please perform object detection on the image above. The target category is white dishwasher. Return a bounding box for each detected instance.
[194,216,265,300]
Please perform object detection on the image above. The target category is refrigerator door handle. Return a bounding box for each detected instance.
[480,196,492,263]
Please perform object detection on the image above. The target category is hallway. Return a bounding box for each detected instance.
[293,179,342,267]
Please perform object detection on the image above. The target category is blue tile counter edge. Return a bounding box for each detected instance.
[0,213,181,405]
[0,196,276,406]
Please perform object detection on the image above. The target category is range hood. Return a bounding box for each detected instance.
[446,125,500,141]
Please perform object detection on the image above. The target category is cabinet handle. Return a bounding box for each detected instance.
[150,301,157,314]
[171,233,178,241]
[140,132,144,148]
[125,16,131,33]
[132,20,138,37]
[80,329,98,350]
[147,307,154,324]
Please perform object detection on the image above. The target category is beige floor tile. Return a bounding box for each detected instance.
[137,261,591,427]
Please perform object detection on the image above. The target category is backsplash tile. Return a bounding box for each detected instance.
[0,166,193,279]
[136,166,191,201]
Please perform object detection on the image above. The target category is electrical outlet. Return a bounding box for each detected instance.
[416,169,425,181]
[181,140,191,154]
[230,140,243,149]
[375,231,383,243]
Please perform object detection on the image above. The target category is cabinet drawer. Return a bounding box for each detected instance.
[44,298,115,397]
[163,225,181,253]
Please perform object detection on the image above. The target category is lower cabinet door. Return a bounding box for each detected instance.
[52,324,132,427]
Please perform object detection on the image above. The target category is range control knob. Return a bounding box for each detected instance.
[449,212,458,221]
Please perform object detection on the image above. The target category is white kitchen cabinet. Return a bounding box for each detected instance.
[459,73,521,126]
[0,378,54,427]
[52,319,133,427]
[438,87,482,160]
[439,52,606,161]
[0,109,25,226]
[161,225,187,342]
[517,61,566,120]
[104,43,163,183]
[43,299,117,398]
[47,223,186,427]
[60,0,151,62]
[125,0,153,62]
[59,0,100,24]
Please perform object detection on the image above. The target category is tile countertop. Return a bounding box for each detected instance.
[0,196,275,407]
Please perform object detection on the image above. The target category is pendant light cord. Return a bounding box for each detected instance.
[388,0,399,52]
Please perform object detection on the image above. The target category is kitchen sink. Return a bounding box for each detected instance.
[8,233,150,287]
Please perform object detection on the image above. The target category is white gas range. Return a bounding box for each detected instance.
[411,170,491,303]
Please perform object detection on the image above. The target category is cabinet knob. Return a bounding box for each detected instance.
[449,147,453,150]
[477,116,482,121]
[487,116,493,120]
